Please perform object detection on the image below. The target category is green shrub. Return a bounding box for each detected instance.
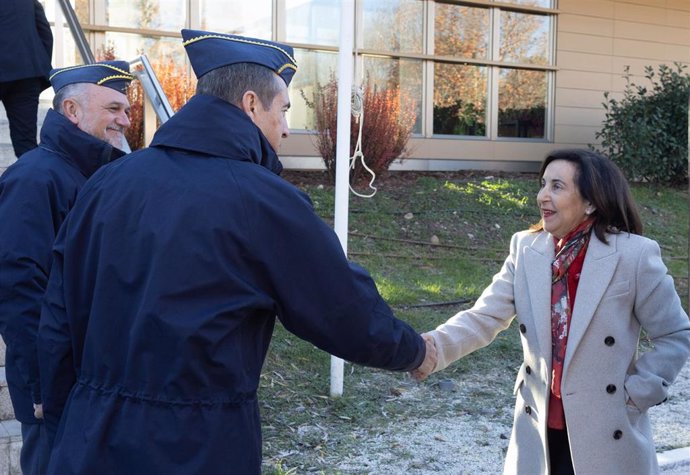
[594,63,689,185]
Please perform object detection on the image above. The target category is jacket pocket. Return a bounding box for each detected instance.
[513,364,525,395]
[605,280,630,298]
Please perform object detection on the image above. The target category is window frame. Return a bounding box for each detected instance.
[68,0,558,141]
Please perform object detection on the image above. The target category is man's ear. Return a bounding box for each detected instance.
[61,98,81,126]
[240,90,258,122]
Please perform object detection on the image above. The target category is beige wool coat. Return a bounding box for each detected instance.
[427,230,690,475]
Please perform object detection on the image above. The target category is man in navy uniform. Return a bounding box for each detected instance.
[0,0,53,157]
[38,30,436,474]
[0,61,132,475]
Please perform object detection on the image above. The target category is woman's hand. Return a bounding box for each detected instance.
[410,333,437,382]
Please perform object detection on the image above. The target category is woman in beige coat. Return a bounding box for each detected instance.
[414,149,690,474]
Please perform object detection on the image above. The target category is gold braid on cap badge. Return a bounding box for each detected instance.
[49,63,134,81]
[277,63,297,74]
[183,34,297,67]
[97,74,135,85]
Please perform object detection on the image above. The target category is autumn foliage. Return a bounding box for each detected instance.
[98,43,196,150]
[302,73,416,185]
[125,60,196,150]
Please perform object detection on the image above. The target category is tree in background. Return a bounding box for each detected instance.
[302,73,416,186]
[595,63,689,185]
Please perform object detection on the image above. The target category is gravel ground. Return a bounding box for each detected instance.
[323,362,690,474]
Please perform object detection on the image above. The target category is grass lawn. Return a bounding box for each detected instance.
[260,170,689,474]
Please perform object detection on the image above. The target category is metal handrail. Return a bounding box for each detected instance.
[56,0,172,126]
[130,55,174,122]
[56,0,94,64]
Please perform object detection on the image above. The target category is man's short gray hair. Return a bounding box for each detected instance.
[195,63,282,110]
[52,83,90,113]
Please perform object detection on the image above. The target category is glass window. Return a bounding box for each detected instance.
[285,0,340,47]
[435,4,489,59]
[433,63,487,137]
[103,32,185,65]
[105,0,185,31]
[499,11,550,65]
[497,68,546,138]
[500,0,553,7]
[288,49,338,130]
[362,56,423,134]
[200,0,271,39]
[56,26,80,66]
[361,0,423,54]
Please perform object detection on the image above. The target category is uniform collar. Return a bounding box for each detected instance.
[149,94,283,175]
[39,108,126,178]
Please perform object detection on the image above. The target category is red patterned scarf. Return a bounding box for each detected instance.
[549,218,594,429]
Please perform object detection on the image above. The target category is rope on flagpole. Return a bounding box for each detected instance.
[349,84,377,198]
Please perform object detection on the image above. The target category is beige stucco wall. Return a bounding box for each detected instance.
[281,0,690,172]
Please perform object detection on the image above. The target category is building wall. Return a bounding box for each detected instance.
[281,0,690,172]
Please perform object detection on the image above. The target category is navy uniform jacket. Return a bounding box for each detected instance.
[0,109,125,423]
[0,0,53,87]
[38,94,425,474]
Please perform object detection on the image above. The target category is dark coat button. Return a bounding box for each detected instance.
[606,384,616,394]
[604,336,615,346]
[525,365,532,375]
[525,406,532,415]
[613,430,623,440]
[520,324,527,334]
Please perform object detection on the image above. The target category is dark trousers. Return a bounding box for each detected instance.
[548,427,575,475]
[20,422,50,475]
[0,77,43,158]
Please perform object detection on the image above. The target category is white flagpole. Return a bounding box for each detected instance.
[330,0,355,397]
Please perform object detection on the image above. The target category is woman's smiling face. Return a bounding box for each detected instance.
[537,159,591,239]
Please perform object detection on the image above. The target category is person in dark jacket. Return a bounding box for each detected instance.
[0,61,133,475]
[37,30,436,474]
[0,0,53,157]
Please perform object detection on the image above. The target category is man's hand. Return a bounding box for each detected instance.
[410,333,437,382]
[33,403,43,419]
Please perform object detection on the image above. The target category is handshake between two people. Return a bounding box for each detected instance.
[410,333,437,382]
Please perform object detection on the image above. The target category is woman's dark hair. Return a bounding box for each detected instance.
[532,149,643,242]
[195,62,282,110]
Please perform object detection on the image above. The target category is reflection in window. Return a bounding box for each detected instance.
[498,68,546,138]
[499,11,550,65]
[500,0,553,7]
[435,4,489,59]
[433,63,487,136]
[104,32,185,65]
[362,56,423,134]
[289,49,338,130]
[105,0,185,31]
[285,0,340,47]
[200,0,271,39]
[362,0,423,54]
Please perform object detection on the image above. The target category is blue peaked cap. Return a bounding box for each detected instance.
[49,61,134,94]
[181,29,297,86]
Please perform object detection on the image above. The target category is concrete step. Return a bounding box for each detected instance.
[0,419,21,475]
[0,333,21,473]
[1,336,15,422]
[0,368,14,422]
[0,144,16,176]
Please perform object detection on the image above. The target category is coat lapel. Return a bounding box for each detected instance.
[564,234,619,367]
[524,233,555,362]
